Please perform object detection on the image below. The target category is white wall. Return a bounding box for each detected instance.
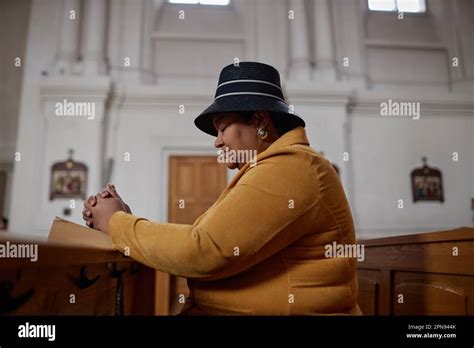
[0,0,30,163]
[104,84,217,222]
[0,0,31,220]
[8,0,71,235]
[350,92,473,238]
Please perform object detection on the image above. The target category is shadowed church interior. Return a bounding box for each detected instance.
[0,0,473,317]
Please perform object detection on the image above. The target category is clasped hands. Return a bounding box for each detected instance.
[82,183,131,234]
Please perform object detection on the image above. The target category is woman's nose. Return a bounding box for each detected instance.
[214,135,224,148]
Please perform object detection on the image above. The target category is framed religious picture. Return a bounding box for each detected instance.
[411,157,444,203]
[50,149,88,200]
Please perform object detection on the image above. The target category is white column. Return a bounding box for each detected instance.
[108,0,148,84]
[80,0,107,75]
[312,0,336,81]
[288,0,312,80]
[55,0,80,74]
[332,0,367,86]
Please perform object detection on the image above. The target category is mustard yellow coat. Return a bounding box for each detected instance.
[109,127,362,315]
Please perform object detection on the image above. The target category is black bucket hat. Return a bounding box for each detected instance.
[194,61,305,136]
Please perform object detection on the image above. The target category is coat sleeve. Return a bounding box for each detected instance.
[108,153,321,280]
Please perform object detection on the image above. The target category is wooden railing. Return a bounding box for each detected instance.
[0,234,155,315]
[3,226,473,316]
[357,227,474,315]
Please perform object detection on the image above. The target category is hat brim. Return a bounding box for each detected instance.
[194,95,305,136]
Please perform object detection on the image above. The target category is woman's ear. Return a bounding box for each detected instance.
[251,111,271,128]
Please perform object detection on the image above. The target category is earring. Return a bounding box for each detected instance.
[257,127,268,140]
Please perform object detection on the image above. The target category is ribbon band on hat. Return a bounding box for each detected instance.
[215,79,285,102]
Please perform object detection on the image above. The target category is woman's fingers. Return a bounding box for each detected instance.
[83,208,93,228]
[106,183,121,199]
[87,195,97,207]
[101,190,112,198]
[84,195,97,212]
[105,184,131,213]
[97,184,120,199]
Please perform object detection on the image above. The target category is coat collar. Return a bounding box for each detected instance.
[226,127,310,189]
[265,126,309,150]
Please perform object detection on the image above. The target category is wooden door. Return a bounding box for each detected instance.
[155,156,227,315]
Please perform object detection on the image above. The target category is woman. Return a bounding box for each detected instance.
[83,62,362,315]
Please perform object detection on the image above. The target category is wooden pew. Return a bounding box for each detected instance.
[357,227,474,315]
[3,226,473,316]
[0,234,155,315]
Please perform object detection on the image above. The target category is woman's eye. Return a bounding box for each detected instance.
[219,126,227,133]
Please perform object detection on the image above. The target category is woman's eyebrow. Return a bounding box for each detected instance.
[213,115,224,128]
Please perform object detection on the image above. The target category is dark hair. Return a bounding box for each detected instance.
[238,111,298,136]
